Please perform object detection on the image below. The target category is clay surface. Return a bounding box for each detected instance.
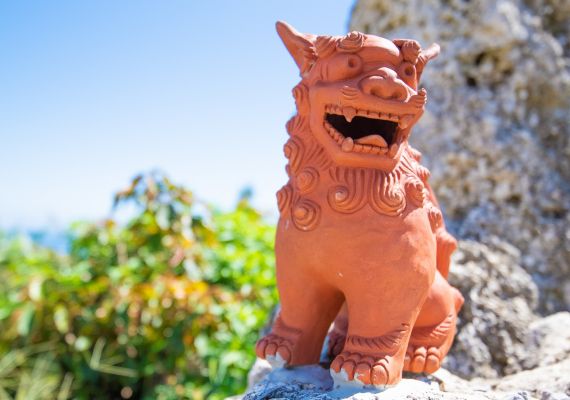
[256,21,463,389]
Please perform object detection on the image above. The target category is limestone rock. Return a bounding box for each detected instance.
[240,364,565,400]
[490,359,570,399]
[444,239,540,378]
[350,0,570,314]
[521,312,570,370]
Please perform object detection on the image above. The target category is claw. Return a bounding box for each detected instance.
[355,362,372,385]
[411,347,427,373]
[331,354,345,373]
[331,351,394,388]
[265,342,278,357]
[342,359,357,380]
[371,362,389,386]
[425,354,440,374]
[255,339,268,359]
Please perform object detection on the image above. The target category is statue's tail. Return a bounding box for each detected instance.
[423,180,458,279]
[436,229,457,279]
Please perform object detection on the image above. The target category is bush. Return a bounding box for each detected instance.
[0,172,277,399]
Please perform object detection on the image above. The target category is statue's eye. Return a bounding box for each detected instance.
[398,62,417,88]
[326,54,363,81]
[347,55,361,70]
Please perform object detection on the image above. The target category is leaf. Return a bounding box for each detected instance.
[56,373,73,400]
[74,337,90,352]
[17,305,34,337]
[53,305,69,334]
[28,279,43,302]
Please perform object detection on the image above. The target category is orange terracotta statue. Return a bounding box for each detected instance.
[255,21,464,389]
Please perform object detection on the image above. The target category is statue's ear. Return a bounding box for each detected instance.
[416,43,440,82]
[276,21,316,76]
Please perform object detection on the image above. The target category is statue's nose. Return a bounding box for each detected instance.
[360,68,408,101]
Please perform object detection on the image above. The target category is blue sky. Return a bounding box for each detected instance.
[0,1,355,229]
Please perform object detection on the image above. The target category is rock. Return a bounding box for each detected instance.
[490,359,570,399]
[350,0,570,314]
[240,364,561,400]
[243,364,448,399]
[248,358,273,389]
[521,312,570,370]
[440,240,570,379]
[444,239,540,378]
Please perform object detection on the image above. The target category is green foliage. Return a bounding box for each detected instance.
[0,172,277,399]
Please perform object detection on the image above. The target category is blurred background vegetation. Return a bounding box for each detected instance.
[0,172,278,399]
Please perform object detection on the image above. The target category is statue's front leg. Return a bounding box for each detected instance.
[330,262,433,388]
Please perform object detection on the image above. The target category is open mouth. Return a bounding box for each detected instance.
[323,105,412,157]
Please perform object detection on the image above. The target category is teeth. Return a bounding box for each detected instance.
[342,107,356,122]
[355,134,388,148]
[341,137,354,152]
[399,115,414,129]
[323,105,408,157]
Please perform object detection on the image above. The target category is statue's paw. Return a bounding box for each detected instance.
[255,314,302,367]
[404,313,457,374]
[330,351,392,388]
[404,345,441,374]
[255,333,293,367]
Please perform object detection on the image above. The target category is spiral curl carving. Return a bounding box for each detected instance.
[338,31,365,53]
[296,167,319,194]
[407,146,422,162]
[370,172,407,216]
[292,198,321,231]
[286,115,309,137]
[283,136,304,175]
[292,83,310,116]
[315,35,338,58]
[327,168,368,214]
[415,165,431,182]
[276,184,293,214]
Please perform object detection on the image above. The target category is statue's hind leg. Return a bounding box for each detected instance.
[404,271,464,374]
[256,259,344,366]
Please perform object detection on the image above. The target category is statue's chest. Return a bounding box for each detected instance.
[277,203,436,271]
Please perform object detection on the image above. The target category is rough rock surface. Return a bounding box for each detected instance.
[521,312,570,370]
[240,362,570,400]
[350,0,570,314]
[444,239,540,378]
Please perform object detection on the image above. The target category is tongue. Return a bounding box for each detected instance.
[355,134,388,148]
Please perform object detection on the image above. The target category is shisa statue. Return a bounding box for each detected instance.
[256,21,464,389]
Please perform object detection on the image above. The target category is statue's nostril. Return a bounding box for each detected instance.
[362,76,407,101]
